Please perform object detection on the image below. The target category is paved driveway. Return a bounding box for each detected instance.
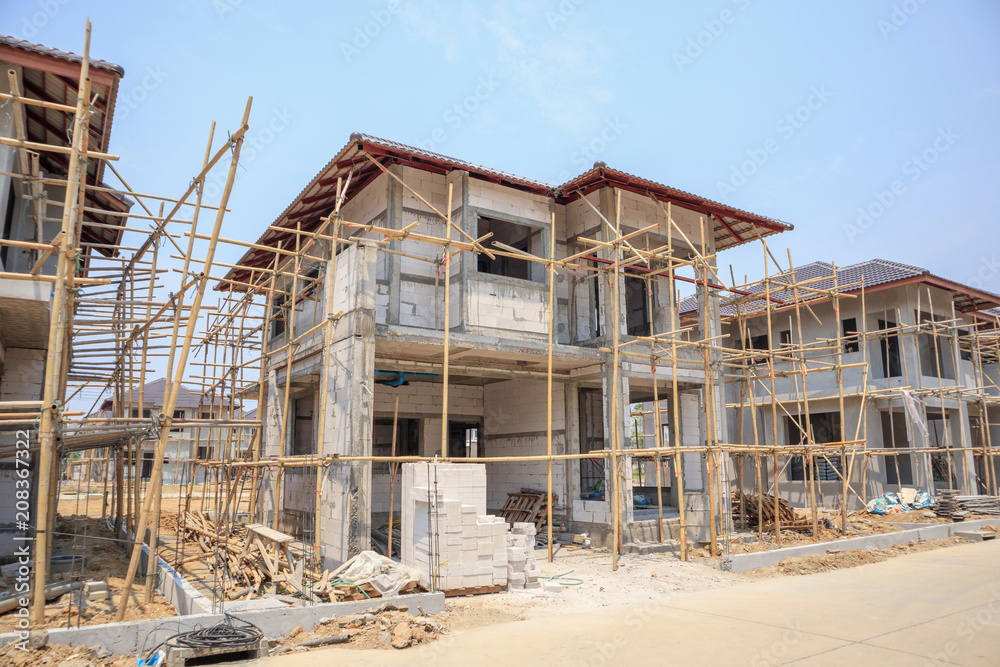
[262,540,1000,666]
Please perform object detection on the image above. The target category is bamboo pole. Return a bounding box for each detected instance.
[114,97,253,621]
[388,396,399,560]
[667,202,688,561]
[546,211,556,562]
[610,190,622,571]
[31,21,92,624]
[440,183,454,456]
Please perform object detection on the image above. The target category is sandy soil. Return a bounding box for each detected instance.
[742,535,975,579]
[718,507,995,555]
[0,641,132,667]
[0,515,176,633]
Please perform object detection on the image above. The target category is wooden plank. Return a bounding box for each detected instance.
[248,523,295,544]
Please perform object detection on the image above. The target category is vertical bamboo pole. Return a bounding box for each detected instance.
[832,263,848,533]
[388,396,399,560]
[667,202,688,561]
[651,346,665,544]
[115,97,253,621]
[609,190,623,571]
[440,183,453,456]
[31,21,92,624]
[762,241,781,546]
[786,251,818,538]
[546,211,556,562]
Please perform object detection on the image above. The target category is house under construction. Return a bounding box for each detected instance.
[1,25,998,634]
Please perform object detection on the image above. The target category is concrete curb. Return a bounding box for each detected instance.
[720,518,999,573]
[141,542,213,616]
[0,592,445,657]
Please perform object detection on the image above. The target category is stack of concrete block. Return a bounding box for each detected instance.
[401,463,507,592]
[506,522,541,591]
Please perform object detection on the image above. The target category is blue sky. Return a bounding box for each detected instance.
[5,0,1000,293]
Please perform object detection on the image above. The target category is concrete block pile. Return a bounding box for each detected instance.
[506,522,541,591]
[401,463,508,592]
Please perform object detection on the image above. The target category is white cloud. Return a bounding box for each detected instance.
[484,4,615,138]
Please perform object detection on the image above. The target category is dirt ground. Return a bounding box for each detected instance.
[22,488,997,660]
[56,484,220,519]
[717,507,995,555]
[274,603,444,653]
[0,515,175,633]
[0,640,133,667]
[742,535,976,579]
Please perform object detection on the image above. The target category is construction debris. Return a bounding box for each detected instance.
[732,490,798,528]
[954,496,1000,516]
[173,512,425,602]
[273,604,445,653]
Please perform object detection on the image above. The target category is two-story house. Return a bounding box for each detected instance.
[683,259,1000,509]
[223,133,792,566]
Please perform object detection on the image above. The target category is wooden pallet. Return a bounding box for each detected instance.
[443,584,505,597]
[498,492,544,525]
[498,490,562,530]
[762,520,814,533]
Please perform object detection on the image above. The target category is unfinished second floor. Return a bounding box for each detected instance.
[223,134,791,365]
[693,259,1000,406]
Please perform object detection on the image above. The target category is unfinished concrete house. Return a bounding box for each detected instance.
[680,259,1000,510]
[221,134,793,567]
[0,36,131,558]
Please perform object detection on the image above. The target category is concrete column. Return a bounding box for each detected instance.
[955,402,977,494]
[564,382,580,507]
[601,352,633,526]
[385,165,403,326]
[318,240,377,566]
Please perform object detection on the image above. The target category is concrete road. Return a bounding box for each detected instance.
[262,541,1000,666]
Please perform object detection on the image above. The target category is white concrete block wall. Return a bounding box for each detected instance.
[467,279,548,334]
[373,383,483,419]
[341,172,388,227]
[467,179,551,224]
[563,193,601,240]
[0,348,45,401]
[483,380,567,511]
[400,166,450,216]
[681,391,704,491]
[370,382,484,512]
